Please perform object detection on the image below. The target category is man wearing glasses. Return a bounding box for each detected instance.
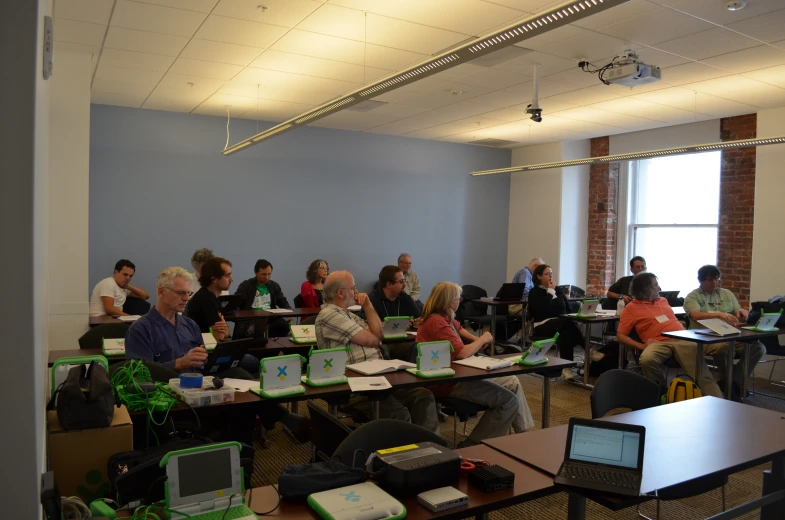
[398,254,422,310]
[369,265,422,323]
[316,270,440,434]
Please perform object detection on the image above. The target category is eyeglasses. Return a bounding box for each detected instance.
[165,287,191,298]
[340,286,357,292]
[392,279,406,285]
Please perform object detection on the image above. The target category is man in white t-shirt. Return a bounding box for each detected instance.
[189,247,215,296]
[89,259,150,316]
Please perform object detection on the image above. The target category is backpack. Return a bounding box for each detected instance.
[48,361,117,430]
[664,375,703,404]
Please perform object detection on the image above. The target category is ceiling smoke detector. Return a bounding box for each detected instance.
[726,0,747,11]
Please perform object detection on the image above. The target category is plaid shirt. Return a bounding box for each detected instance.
[315,303,381,363]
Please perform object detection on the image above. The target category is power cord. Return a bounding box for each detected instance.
[578,57,618,85]
[62,496,90,519]
[248,485,281,516]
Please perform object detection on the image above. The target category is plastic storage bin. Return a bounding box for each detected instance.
[168,377,235,407]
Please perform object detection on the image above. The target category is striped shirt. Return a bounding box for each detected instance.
[315,303,381,364]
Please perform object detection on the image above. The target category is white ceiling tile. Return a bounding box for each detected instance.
[196,93,260,113]
[104,27,189,56]
[111,0,207,37]
[197,93,315,121]
[684,76,785,108]
[212,0,321,28]
[516,78,583,98]
[194,16,288,48]
[365,15,472,55]
[364,44,429,71]
[296,4,366,41]
[220,81,338,105]
[701,42,785,73]
[475,0,555,12]
[94,64,164,86]
[659,62,732,86]
[129,0,219,13]
[587,98,705,124]
[515,25,587,51]
[271,30,365,64]
[628,47,691,69]
[143,90,207,112]
[544,32,643,62]
[55,41,101,57]
[55,0,114,25]
[54,19,106,46]
[231,68,361,96]
[402,115,511,139]
[538,67,597,88]
[541,83,629,107]
[481,99,579,122]
[599,8,714,46]
[237,100,318,121]
[99,48,175,72]
[655,27,760,61]
[726,9,785,44]
[310,110,409,132]
[91,90,147,107]
[250,50,391,83]
[554,106,663,130]
[743,65,785,90]
[572,0,662,30]
[669,0,785,26]
[453,68,530,89]
[180,39,263,66]
[631,87,759,117]
[492,51,577,76]
[91,79,155,97]
[156,73,225,95]
[391,84,493,109]
[168,58,242,80]
[469,88,531,110]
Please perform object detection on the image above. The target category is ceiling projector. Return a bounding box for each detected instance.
[579,50,661,88]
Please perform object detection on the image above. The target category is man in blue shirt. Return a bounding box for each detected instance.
[512,257,544,297]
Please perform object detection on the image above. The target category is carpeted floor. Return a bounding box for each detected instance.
[250,370,785,519]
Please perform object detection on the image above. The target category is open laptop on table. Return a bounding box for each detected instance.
[743,309,783,332]
[289,324,317,345]
[382,316,411,340]
[495,283,526,300]
[554,418,645,497]
[695,318,741,337]
[406,340,455,378]
[200,338,253,375]
[251,354,305,399]
[102,338,126,357]
[302,347,349,386]
[161,441,258,520]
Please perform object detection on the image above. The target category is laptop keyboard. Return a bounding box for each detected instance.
[191,505,256,520]
[420,368,455,376]
[103,349,125,356]
[310,375,347,384]
[263,386,301,397]
[559,463,639,490]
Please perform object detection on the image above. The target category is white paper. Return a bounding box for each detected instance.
[222,378,260,392]
[348,377,392,392]
[117,315,141,322]
[266,308,293,314]
[347,359,416,375]
[596,310,617,317]
[347,305,362,311]
[406,331,418,337]
[454,356,512,371]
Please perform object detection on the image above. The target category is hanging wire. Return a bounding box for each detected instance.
[223,106,230,151]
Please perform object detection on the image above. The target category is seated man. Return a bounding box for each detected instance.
[184,257,233,342]
[369,265,422,360]
[398,253,423,310]
[89,259,150,316]
[235,259,292,337]
[684,265,765,399]
[509,257,543,315]
[607,256,646,304]
[617,272,722,397]
[316,270,440,434]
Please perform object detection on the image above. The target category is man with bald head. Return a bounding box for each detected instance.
[315,270,440,434]
[512,257,544,298]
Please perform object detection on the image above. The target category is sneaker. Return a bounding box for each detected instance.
[590,348,605,362]
[561,368,575,381]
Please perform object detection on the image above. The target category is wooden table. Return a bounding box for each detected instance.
[118,444,559,520]
[483,397,785,519]
[88,315,130,327]
[469,298,526,351]
[663,327,785,402]
[227,307,321,321]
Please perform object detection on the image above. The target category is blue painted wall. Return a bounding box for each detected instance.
[89,105,511,302]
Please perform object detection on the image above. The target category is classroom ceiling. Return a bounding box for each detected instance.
[55,0,785,148]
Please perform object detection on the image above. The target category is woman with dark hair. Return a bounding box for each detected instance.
[300,259,329,307]
[526,264,585,381]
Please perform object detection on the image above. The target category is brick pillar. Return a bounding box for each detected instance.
[586,136,620,297]
[718,114,756,308]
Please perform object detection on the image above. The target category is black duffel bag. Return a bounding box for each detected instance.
[48,361,115,430]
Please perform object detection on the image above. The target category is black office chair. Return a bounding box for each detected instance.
[332,419,447,469]
[439,397,489,448]
[306,400,352,462]
[293,294,304,308]
[459,285,508,340]
[78,323,130,349]
[591,370,727,520]
[122,297,151,315]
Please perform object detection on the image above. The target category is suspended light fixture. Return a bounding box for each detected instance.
[469,136,785,176]
[222,0,632,156]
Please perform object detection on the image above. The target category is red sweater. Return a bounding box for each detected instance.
[416,314,464,398]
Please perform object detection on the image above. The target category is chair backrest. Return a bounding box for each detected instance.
[300,315,317,326]
[78,323,131,349]
[332,419,447,468]
[590,369,661,419]
[306,400,352,461]
[460,285,488,317]
[293,294,304,308]
[123,297,151,316]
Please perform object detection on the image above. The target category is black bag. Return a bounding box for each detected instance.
[48,362,115,430]
[108,437,255,507]
[278,460,365,501]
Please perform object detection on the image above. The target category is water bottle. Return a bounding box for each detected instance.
[616,296,626,315]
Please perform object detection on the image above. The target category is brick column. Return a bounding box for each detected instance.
[586,136,620,297]
[718,114,756,308]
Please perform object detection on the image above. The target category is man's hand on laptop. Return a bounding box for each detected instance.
[176,346,208,371]
[718,313,739,326]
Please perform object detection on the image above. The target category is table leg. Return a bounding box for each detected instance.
[489,306,497,355]
[618,341,624,369]
[583,323,592,385]
[542,374,551,429]
[567,492,587,520]
[371,400,380,421]
[762,455,785,520]
[328,403,338,416]
[726,340,735,400]
[741,343,750,403]
[695,342,704,392]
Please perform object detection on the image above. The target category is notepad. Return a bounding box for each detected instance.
[347,305,362,311]
[348,377,392,392]
[453,356,512,371]
[346,359,416,375]
[116,315,141,322]
[266,308,293,314]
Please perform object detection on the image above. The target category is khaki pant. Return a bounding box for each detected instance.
[347,388,440,435]
[704,341,766,384]
[640,340,723,398]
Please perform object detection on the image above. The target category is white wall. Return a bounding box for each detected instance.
[609,120,719,155]
[751,107,785,302]
[559,140,590,287]
[49,50,91,350]
[0,0,51,516]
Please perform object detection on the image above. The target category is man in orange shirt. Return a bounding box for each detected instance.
[617,272,722,397]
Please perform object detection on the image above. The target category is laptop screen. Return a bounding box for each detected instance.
[178,447,233,498]
[568,424,641,469]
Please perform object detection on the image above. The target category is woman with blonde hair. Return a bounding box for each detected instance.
[417,282,534,444]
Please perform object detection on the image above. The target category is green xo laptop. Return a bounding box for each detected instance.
[382,316,412,340]
[290,324,318,345]
[160,442,257,520]
[405,340,455,378]
[516,333,559,366]
[250,354,306,399]
[742,309,782,332]
[302,347,349,387]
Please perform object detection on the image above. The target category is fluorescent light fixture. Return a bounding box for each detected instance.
[469,136,785,175]
[222,0,631,156]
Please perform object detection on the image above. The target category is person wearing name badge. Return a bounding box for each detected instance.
[617,272,723,398]
[189,248,215,296]
[607,256,647,304]
[301,259,328,308]
[315,270,440,434]
[235,259,292,337]
[417,282,534,444]
[398,253,423,310]
[683,265,765,400]
[89,259,150,316]
[369,265,421,360]
[526,264,585,381]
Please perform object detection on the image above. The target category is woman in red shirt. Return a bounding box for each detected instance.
[300,259,328,307]
[418,282,534,444]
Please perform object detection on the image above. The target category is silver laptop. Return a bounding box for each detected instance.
[695,318,741,336]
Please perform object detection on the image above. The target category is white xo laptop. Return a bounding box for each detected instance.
[516,334,558,366]
[102,338,125,357]
[202,332,218,351]
[382,316,411,339]
[251,354,306,399]
[405,341,455,378]
[568,299,600,318]
[302,347,349,386]
[695,318,741,336]
[308,482,405,520]
[290,324,318,345]
[160,442,257,520]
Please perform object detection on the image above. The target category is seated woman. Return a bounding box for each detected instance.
[300,259,328,307]
[417,282,534,445]
[526,264,585,381]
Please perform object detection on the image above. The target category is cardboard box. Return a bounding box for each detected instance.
[47,405,133,503]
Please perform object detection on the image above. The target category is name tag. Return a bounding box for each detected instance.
[656,315,669,323]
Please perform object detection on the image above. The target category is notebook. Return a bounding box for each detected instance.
[346,359,415,375]
[382,316,412,339]
[742,309,782,332]
[515,334,558,366]
[695,318,741,336]
[102,338,126,357]
[289,324,318,345]
[302,347,349,386]
[116,315,142,322]
[554,418,645,497]
[161,442,257,520]
[568,299,600,318]
[251,354,306,399]
[453,355,512,371]
[405,340,455,378]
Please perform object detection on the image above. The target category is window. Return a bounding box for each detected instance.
[624,151,721,296]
